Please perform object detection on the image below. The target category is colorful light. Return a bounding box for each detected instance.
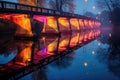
[58,17,70,28]
[0,14,33,36]
[79,19,84,29]
[70,18,80,30]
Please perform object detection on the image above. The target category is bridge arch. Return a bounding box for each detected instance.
[0,14,33,36]
[58,17,70,33]
[79,19,84,30]
[33,15,59,34]
[0,18,16,35]
[70,18,80,31]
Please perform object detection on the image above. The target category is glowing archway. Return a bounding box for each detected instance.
[0,14,33,36]
[58,17,70,32]
[34,15,58,33]
[70,18,80,31]
[70,33,79,47]
[79,19,84,29]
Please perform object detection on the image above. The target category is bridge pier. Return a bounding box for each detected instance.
[56,16,61,35]
[68,17,72,34]
[29,14,44,38]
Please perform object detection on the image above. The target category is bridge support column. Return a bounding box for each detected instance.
[68,17,72,34]
[29,14,34,35]
[77,18,80,31]
[67,17,72,49]
[29,14,44,38]
[56,16,61,35]
[83,19,86,30]
[77,18,81,44]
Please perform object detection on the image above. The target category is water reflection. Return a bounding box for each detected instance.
[0,29,101,79]
[0,36,17,64]
[32,67,48,80]
[97,28,120,79]
[50,52,75,69]
[58,34,71,52]
[34,36,59,64]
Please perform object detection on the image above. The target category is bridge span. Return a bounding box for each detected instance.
[0,1,101,37]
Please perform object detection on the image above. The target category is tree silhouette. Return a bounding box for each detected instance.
[97,31,120,79]
[48,0,75,12]
[95,0,120,26]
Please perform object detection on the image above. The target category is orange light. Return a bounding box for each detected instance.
[92,21,95,28]
[0,14,33,36]
[84,20,89,27]
[79,34,83,44]
[59,39,69,51]
[15,42,33,66]
[89,20,93,28]
[47,17,58,32]
[70,18,79,30]
[70,34,79,47]
[79,19,84,29]
[88,31,92,39]
[58,18,69,27]
[34,16,58,33]
[84,32,89,41]
[47,38,58,54]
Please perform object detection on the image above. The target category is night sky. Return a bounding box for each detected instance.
[3,0,100,15]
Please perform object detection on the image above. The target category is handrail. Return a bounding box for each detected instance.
[0,1,97,20]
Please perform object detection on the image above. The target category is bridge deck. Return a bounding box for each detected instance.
[0,1,90,19]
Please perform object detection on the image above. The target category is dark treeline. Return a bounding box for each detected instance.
[96,0,120,26]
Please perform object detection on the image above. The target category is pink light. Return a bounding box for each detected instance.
[33,15,47,24]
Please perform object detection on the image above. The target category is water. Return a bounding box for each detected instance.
[20,40,120,80]
[0,29,120,80]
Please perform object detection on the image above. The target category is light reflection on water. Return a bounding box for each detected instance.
[0,29,120,80]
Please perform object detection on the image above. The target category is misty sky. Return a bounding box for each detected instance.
[3,0,100,15]
[74,0,100,15]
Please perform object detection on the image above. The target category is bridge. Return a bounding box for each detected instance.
[0,1,101,37]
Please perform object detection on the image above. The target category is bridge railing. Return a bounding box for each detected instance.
[0,1,89,19]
